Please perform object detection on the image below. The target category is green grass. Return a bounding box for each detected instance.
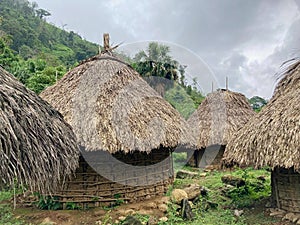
[0,190,24,225]
[163,166,276,225]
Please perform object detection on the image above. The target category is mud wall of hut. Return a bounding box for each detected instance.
[55,149,173,208]
[272,167,300,212]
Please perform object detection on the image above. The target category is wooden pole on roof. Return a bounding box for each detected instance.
[226,76,228,90]
[103,33,110,51]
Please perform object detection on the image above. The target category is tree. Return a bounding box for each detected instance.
[131,42,205,114]
[133,42,179,81]
[249,96,268,112]
[0,0,98,94]
[0,37,18,69]
[36,9,51,19]
[26,66,65,94]
[31,1,39,11]
[19,44,34,59]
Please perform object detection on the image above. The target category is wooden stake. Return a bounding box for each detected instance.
[226,77,228,90]
[103,33,110,51]
[211,82,214,93]
[13,180,16,210]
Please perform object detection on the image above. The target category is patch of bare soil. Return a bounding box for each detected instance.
[242,199,294,225]
[15,196,169,225]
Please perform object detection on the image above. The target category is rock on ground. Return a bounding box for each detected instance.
[176,170,198,179]
[269,208,286,217]
[221,174,245,187]
[183,184,201,200]
[147,216,157,225]
[234,209,244,217]
[41,218,57,225]
[158,204,168,213]
[122,215,142,225]
[171,189,188,204]
[283,212,300,223]
[159,217,168,222]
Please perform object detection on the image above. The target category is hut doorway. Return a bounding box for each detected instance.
[191,145,226,168]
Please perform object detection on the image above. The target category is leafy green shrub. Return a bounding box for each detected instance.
[34,194,62,210]
[113,193,125,206]
[65,202,81,210]
[227,169,271,208]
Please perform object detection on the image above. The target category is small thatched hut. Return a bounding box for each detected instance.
[224,60,300,212]
[187,89,255,168]
[40,34,189,208]
[0,66,79,193]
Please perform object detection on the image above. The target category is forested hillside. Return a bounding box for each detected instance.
[0,0,265,115]
[0,0,205,116]
[0,0,98,93]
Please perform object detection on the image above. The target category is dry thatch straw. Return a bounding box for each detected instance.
[40,53,190,154]
[223,60,300,169]
[0,66,79,193]
[187,89,255,149]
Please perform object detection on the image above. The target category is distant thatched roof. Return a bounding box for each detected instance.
[0,66,79,192]
[223,60,300,169]
[187,89,255,149]
[40,53,190,154]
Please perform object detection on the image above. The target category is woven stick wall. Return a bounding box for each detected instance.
[272,167,300,212]
[53,148,173,208]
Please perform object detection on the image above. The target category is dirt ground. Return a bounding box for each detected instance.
[242,199,294,225]
[14,198,295,225]
[15,196,168,225]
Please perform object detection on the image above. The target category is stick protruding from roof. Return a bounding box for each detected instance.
[103,33,110,51]
[101,33,122,54]
[226,77,228,90]
[40,41,191,154]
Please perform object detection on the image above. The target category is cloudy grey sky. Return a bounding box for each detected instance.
[30,0,300,98]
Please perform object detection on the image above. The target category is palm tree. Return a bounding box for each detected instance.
[133,42,179,81]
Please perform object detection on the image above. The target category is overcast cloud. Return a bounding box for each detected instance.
[30,0,300,99]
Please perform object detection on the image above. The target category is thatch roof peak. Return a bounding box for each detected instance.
[0,67,79,192]
[187,89,255,148]
[99,33,122,55]
[41,48,190,154]
[223,60,300,169]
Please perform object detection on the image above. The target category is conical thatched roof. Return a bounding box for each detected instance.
[40,53,190,154]
[0,66,79,192]
[187,89,255,149]
[224,60,300,170]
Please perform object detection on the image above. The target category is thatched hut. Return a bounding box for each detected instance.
[40,34,189,208]
[223,60,300,212]
[0,66,79,193]
[187,89,255,168]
